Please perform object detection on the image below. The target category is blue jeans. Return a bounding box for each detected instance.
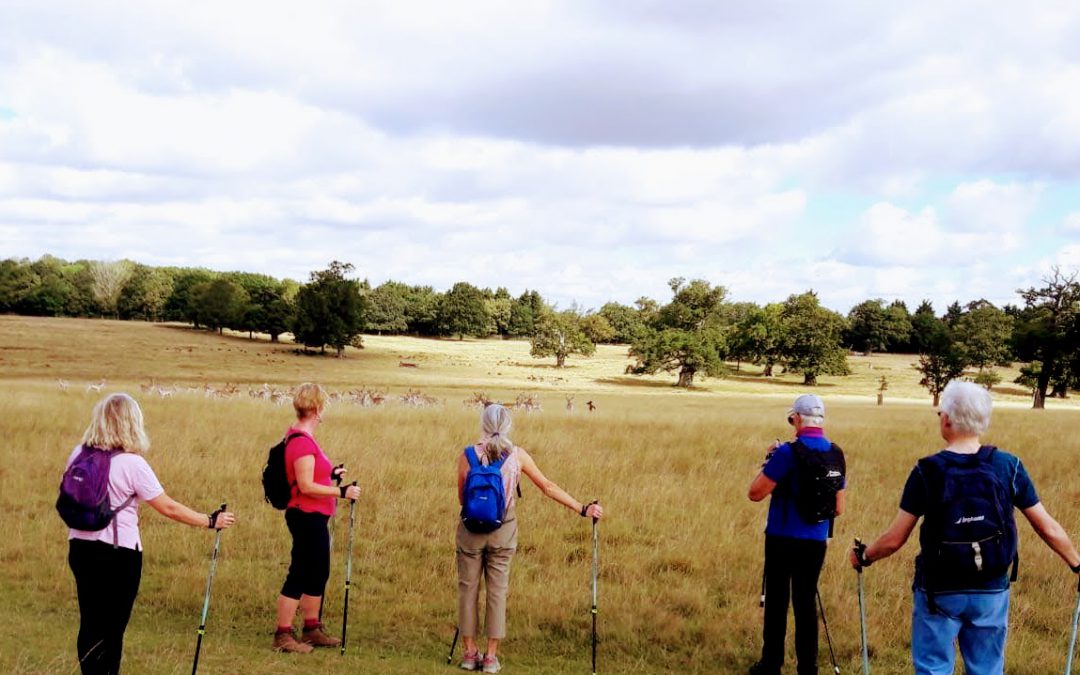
[911,588,1009,675]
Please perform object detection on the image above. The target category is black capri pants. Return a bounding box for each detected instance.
[68,539,143,675]
[280,508,331,599]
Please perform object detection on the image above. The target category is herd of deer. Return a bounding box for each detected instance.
[57,379,595,414]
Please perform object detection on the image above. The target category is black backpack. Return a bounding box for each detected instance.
[262,433,304,509]
[917,446,1018,592]
[789,439,846,525]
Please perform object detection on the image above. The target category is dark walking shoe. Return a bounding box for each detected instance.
[749,661,781,675]
[273,630,314,653]
[301,623,342,648]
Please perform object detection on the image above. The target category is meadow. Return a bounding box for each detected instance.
[2,315,1079,674]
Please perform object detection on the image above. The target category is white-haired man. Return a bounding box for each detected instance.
[748,394,846,675]
[851,379,1080,674]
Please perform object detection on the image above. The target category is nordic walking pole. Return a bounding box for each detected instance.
[816,589,840,675]
[590,502,600,675]
[446,627,459,665]
[854,537,871,675]
[340,482,358,656]
[1066,574,1080,674]
[321,465,344,624]
[191,503,226,675]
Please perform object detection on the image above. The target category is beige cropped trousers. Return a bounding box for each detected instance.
[456,511,518,639]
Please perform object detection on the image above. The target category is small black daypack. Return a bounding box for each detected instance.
[918,446,1018,593]
[262,432,305,509]
[789,439,846,525]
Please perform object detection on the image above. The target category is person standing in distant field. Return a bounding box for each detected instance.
[272,382,361,653]
[455,404,604,673]
[851,380,1080,674]
[62,393,236,675]
[747,394,846,675]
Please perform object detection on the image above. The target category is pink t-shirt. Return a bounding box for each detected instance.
[284,429,336,516]
[66,446,164,551]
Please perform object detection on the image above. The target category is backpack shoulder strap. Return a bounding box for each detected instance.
[284,432,306,446]
[464,446,481,469]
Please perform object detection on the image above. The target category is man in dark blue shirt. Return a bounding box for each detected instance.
[748,394,846,675]
[851,380,1080,674]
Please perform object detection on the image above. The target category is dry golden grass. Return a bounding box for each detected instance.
[2,316,1079,674]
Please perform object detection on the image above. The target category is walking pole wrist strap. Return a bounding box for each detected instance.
[1070,562,1080,574]
[581,500,597,517]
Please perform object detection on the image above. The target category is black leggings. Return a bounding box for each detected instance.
[68,539,143,675]
[280,508,331,599]
[760,534,828,675]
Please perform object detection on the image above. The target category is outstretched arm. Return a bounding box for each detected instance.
[146,493,236,529]
[850,509,918,568]
[519,448,603,519]
[1021,503,1080,570]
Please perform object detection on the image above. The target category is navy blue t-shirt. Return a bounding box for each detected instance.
[900,447,1039,592]
[763,428,844,541]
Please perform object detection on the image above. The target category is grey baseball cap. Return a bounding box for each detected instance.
[789,394,825,417]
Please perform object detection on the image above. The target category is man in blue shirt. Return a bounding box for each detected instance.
[851,380,1080,674]
[748,394,846,675]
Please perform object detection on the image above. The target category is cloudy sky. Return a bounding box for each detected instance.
[2,1,1078,313]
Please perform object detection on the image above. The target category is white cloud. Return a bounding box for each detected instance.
[945,180,1043,233]
[1064,212,1080,233]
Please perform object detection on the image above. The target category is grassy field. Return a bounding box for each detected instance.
[2,316,1079,674]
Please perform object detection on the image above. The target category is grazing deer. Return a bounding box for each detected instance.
[565,395,575,414]
[86,379,106,393]
[57,379,69,392]
[587,400,595,412]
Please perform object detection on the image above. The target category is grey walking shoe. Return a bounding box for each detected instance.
[482,654,502,673]
[460,649,481,670]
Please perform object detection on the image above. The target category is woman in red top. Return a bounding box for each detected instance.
[272,382,361,653]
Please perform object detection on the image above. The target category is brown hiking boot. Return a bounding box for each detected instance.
[273,629,314,653]
[301,623,342,648]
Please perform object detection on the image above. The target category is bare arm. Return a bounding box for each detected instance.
[834,489,846,517]
[1021,503,1080,569]
[850,509,918,568]
[518,448,603,519]
[456,453,469,505]
[146,493,236,529]
[295,455,360,500]
[748,472,777,502]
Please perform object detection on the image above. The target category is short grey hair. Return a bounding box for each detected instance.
[799,414,825,427]
[940,380,992,436]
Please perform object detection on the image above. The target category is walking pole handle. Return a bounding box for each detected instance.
[854,537,869,574]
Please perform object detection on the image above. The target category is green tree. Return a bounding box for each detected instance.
[954,300,1014,371]
[909,300,939,354]
[732,303,786,375]
[166,268,215,324]
[437,282,490,339]
[917,319,968,406]
[1013,269,1080,408]
[117,265,174,320]
[628,278,728,387]
[597,301,646,344]
[779,291,850,385]
[485,293,513,337]
[89,260,134,318]
[847,299,911,355]
[366,281,409,334]
[581,312,617,344]
[293,261,366,356]
[530,309,596,367]
[508,290,546,337]
[191,278,248,334]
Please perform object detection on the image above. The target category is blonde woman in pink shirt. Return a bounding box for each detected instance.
[455,404,605,673]
[63,393,236,675]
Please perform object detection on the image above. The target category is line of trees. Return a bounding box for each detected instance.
[1,256,1077,407]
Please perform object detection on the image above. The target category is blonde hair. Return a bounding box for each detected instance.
[293,382,328,419]
[81,393,150,453]
[480,404,513,463]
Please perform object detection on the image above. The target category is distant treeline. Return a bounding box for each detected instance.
[2,255,1077,407]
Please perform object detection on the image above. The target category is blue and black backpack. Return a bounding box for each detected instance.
[918,446,1018,595]
[460,446,507,534]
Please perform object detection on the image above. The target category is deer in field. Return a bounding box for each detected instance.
[57,379,69,392]
[86,379,106,393]
[587,400,595,412]
[565,395,575,414]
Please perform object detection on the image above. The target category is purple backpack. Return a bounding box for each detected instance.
[56,445,135,547]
